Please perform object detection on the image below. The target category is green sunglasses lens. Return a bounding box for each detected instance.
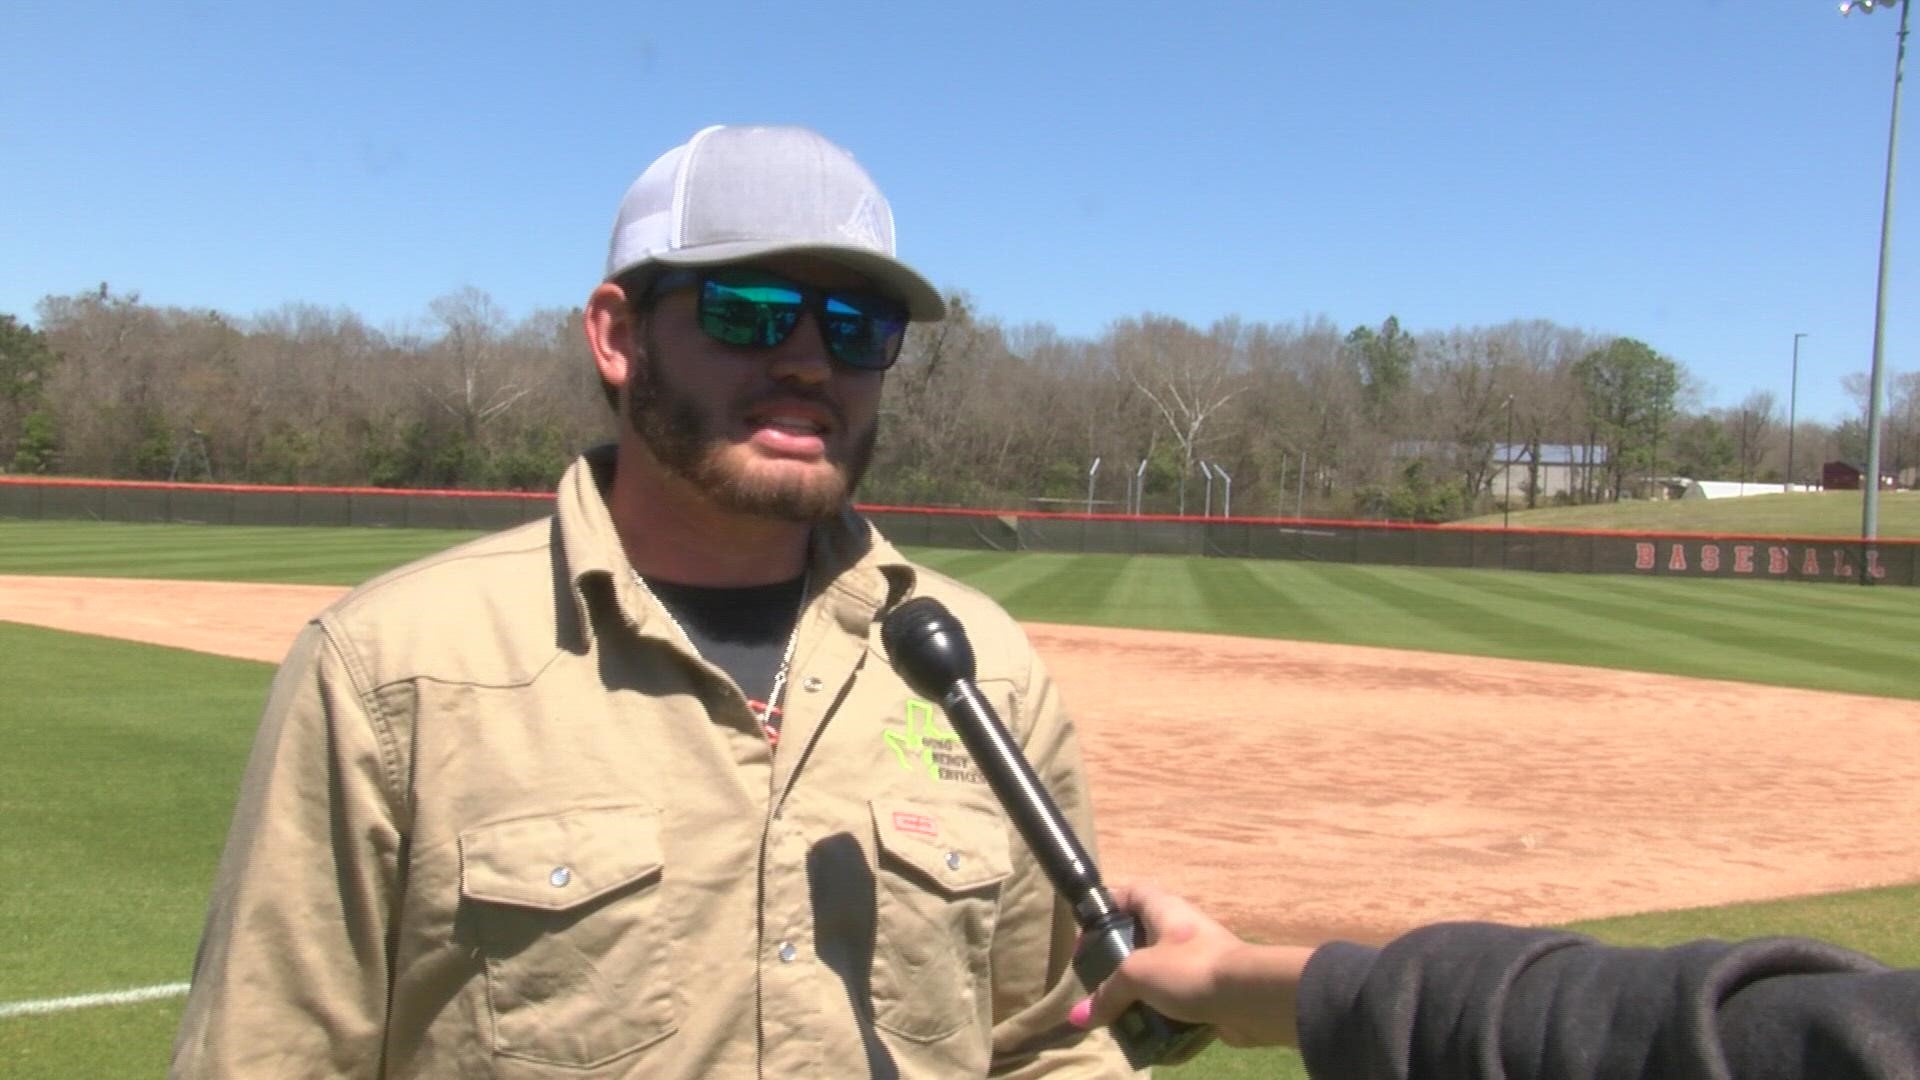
[696,270,907,370]
[822,295,907,371]
[700,276,802,347]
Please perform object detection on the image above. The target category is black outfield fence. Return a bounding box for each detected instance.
[0,476,552,532]
[861,506,1917,586]
[3,478,1914,586]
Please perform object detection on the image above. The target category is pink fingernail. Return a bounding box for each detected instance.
[1067,998,1092,1028]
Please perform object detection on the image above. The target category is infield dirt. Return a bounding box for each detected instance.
[5,573,1917,945]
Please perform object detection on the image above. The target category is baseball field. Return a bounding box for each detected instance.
[2,518,1917,1079]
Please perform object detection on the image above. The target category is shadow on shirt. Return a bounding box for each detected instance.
[809,832,899,1080]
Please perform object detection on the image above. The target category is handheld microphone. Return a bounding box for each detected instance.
[880,596,1212,1069]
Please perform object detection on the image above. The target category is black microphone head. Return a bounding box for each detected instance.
[881,596,977,698]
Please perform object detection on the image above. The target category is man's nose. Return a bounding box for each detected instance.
[765,311,833,383]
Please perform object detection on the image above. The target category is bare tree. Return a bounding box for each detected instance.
[419,287,534,446]
[23,277,1803,519]
[1420,326,1508,504]
[875,292,1027,504]
[37,286,180,476]
[1484,320,1602,506]
[1725,390,1779,488]
[1003,323,1122,505]
[1106,315,1246,514]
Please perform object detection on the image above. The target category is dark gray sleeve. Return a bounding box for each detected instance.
[1296,922,1920,1080]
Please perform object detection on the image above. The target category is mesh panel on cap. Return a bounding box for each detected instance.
[676,126,896,255]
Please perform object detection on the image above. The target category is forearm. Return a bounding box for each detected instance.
[1209,943,1308,1048]
[1299,922,1918,1080]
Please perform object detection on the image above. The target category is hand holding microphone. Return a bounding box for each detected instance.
[1071,881,1311,1051]
[881,597,1214,1068]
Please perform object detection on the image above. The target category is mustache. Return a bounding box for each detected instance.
[737,386,847,431]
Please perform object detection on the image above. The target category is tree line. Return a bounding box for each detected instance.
[2,284,1913,521]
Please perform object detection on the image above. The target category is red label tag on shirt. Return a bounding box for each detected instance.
[892,811,938,840]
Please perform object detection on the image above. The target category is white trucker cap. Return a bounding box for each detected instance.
[604,124,946,321]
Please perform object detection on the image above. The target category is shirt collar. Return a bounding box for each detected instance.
[553,444,918,646]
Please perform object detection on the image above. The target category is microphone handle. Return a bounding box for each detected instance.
[943,681,1100,903]
[936,680,1214,1068]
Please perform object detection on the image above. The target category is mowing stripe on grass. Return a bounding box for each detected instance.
[1426,571,1764,674]
[901,547,1022,585]
[1562,571,1920,636]
[1472,573,1917,695]
[998,553,1131,622]
[0,521,485,584]
[1184,558,1337,640]
[1467,572,1918,690]
[1314,563,1646,662]
[902,546,1072,600]
[1105,554,1216,629]
[1594,574,1920,639]
[1338,565,1920,697]
[0,982,189,1019]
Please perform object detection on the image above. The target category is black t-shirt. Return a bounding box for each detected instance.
[644,574,807,734]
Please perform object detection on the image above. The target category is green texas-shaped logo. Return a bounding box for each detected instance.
[884,699,984,785]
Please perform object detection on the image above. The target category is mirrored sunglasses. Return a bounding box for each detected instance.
[651,267,909,372]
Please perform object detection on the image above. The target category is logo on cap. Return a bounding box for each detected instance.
[839,191,888,251]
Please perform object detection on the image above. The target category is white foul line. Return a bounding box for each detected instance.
[0,982,191,1019]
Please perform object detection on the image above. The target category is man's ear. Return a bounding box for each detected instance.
[584,282,640,389]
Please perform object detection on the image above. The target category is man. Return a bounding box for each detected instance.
[173,124,1135,1078]
[1072,881,1920,1079]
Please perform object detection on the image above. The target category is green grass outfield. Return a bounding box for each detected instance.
[1458,488,1920,537]
[2,518,1917,1078]
[6,519,1910,699]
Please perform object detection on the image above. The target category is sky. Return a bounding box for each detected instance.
[4,1,1914,425]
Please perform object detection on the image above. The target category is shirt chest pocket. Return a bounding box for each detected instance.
[868,796,1013,1043]
[458,807,678,1069]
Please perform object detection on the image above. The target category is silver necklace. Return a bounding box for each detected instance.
[634,568,809,745]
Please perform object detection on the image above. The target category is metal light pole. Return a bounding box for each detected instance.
[1199,461,1215,517]
[1788,332,1807,491]
[1086,457,1101,515]
[1132,458,1147,514]
[1842,0,1909,544]
[1296,452,1309,518]
[1212,463,1233,517]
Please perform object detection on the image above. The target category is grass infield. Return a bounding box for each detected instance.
[1,518,1915,1078]
[0,624,267,1076]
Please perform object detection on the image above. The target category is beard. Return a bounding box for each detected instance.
[624,342,876,524]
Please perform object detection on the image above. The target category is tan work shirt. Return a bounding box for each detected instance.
[172,449,1136,1078]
